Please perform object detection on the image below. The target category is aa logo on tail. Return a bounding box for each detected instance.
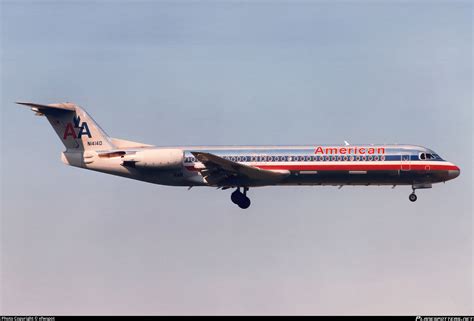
[63,115,92,139]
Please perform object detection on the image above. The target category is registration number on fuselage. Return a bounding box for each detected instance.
[87,141,103,146]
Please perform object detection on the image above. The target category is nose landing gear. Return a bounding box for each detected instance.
[408,183,432,202]
[409,192,417,202]
[231,187,251,209]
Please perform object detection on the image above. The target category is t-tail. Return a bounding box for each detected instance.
[17,102,115,151]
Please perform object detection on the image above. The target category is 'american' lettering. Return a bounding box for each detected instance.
[314,146,385,155]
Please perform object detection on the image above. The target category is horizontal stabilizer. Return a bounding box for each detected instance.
[16,101,76,112]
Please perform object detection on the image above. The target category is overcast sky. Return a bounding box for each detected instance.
[1,0,472,315]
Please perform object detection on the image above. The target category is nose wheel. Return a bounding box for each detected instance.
[409,185,419,202]
[231,187,251,209]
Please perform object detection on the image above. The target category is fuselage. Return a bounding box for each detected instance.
[66,144,460,188]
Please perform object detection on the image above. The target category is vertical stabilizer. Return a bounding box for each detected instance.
[17,102,115,151]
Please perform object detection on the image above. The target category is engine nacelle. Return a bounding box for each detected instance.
[123,149,184,169]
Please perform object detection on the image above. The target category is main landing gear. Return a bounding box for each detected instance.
[231,187,251,209]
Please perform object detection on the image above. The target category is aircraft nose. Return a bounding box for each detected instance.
[448,165,460,180]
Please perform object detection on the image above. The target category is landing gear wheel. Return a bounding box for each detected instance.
[409,193,417,202]
[231,190,242,204]
[238,196,251,209]
[230,188,251,209]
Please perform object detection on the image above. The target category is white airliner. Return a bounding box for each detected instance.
[18,102,460,209]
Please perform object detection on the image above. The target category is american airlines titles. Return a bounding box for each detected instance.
[314,146,385,155]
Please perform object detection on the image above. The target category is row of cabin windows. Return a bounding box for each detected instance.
[185,155,387,163]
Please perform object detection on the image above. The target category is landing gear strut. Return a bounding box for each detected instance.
[231,187,251,209]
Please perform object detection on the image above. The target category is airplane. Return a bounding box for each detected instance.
[18,101,460,209]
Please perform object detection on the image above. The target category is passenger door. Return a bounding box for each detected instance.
[401,154,411,171]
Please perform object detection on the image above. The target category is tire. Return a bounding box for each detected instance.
[238,196,251,209]
[231,190,242,204]
[409,193,417,202]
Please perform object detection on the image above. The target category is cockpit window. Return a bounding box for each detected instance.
[419,152,441,160]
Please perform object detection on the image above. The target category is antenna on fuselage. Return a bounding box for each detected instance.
[344,140,350,146]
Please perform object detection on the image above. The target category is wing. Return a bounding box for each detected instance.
[191,151,289,187]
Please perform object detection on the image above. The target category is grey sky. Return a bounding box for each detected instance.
[1,1,472,315]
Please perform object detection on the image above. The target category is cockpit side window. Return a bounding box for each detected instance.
[419,152,441,160]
